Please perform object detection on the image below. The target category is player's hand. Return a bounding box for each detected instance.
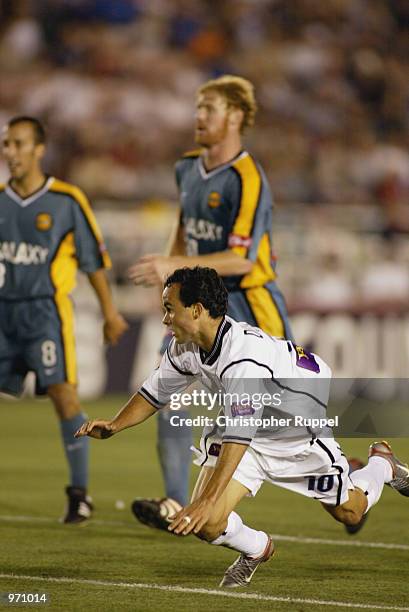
[128,254,174,287]
[103,313,129,345]
[168,497,213,536]
[74,419,115,439]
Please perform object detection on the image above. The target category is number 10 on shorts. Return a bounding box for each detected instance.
[307,475,334,493]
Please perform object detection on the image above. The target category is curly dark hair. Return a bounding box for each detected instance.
[164,267,228,319]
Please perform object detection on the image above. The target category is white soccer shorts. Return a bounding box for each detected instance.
[194,435,353,506]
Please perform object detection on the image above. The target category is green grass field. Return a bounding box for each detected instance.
[1,396,408,612]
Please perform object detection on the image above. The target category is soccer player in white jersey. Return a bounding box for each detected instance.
[76,267,409,588]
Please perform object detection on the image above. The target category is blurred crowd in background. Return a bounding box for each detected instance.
[1,0,409,312]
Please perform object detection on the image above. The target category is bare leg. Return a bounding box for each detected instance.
[192,467,249,541]
[48,382,81,420]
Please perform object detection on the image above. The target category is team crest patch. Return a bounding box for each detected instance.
[208,191,222,208]
[36,213,53,231]
[294,344,320,373]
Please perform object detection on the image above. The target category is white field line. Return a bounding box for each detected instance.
[0,574,409,611]
[1,513,409,552]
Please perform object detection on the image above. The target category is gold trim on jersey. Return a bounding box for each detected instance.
[50,231,77,294]
[50,231,77,384]
[230,155,261,258]
[240,233,276,288]
[245,286,285,338]
[54,292,77,385]
[49,178,111,269]
[182,149,203,158]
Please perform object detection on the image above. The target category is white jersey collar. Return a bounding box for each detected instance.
[198,151,248,180]
[5,176,54,208]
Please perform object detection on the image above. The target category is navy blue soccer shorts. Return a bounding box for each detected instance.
[0,296,77,396]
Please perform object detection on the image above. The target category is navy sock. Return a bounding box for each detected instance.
[157,410,192,505]
[60,413,89,489]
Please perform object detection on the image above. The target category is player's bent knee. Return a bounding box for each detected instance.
[322,486,367,525]
[325,503,363,526]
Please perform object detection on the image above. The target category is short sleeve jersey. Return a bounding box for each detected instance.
[175,150,277,291]
[0,177,111,299]
[140,316,332,452]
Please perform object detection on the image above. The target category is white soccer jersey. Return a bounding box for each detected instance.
[139,316,332,452]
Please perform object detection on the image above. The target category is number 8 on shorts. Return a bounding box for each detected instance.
[41,340,57,367]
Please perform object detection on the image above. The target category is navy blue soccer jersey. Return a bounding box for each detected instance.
[0,177,111,300]
[175,150,277,292]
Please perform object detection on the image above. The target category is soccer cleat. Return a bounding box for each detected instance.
[131,497,182,531]
[219,536,274,588]
[369,441,409,497]
[345,457,369,535]
[63,486,93,524]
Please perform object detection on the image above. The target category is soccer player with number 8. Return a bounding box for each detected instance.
[0,116,128,523]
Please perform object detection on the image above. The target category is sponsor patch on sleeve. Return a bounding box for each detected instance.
[231,402,255,417]
[228,234,252,249]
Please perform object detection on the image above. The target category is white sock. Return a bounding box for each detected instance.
[211,511,269,558]
[350,456,393,512]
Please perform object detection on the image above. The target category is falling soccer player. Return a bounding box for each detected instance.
[75,267,409,587]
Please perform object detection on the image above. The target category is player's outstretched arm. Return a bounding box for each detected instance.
[74,392,156,439]
[129,250,252,287]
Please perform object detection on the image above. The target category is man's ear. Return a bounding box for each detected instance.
[36,142,46,162]
[192,303,204,319]
[228,108,244,130]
